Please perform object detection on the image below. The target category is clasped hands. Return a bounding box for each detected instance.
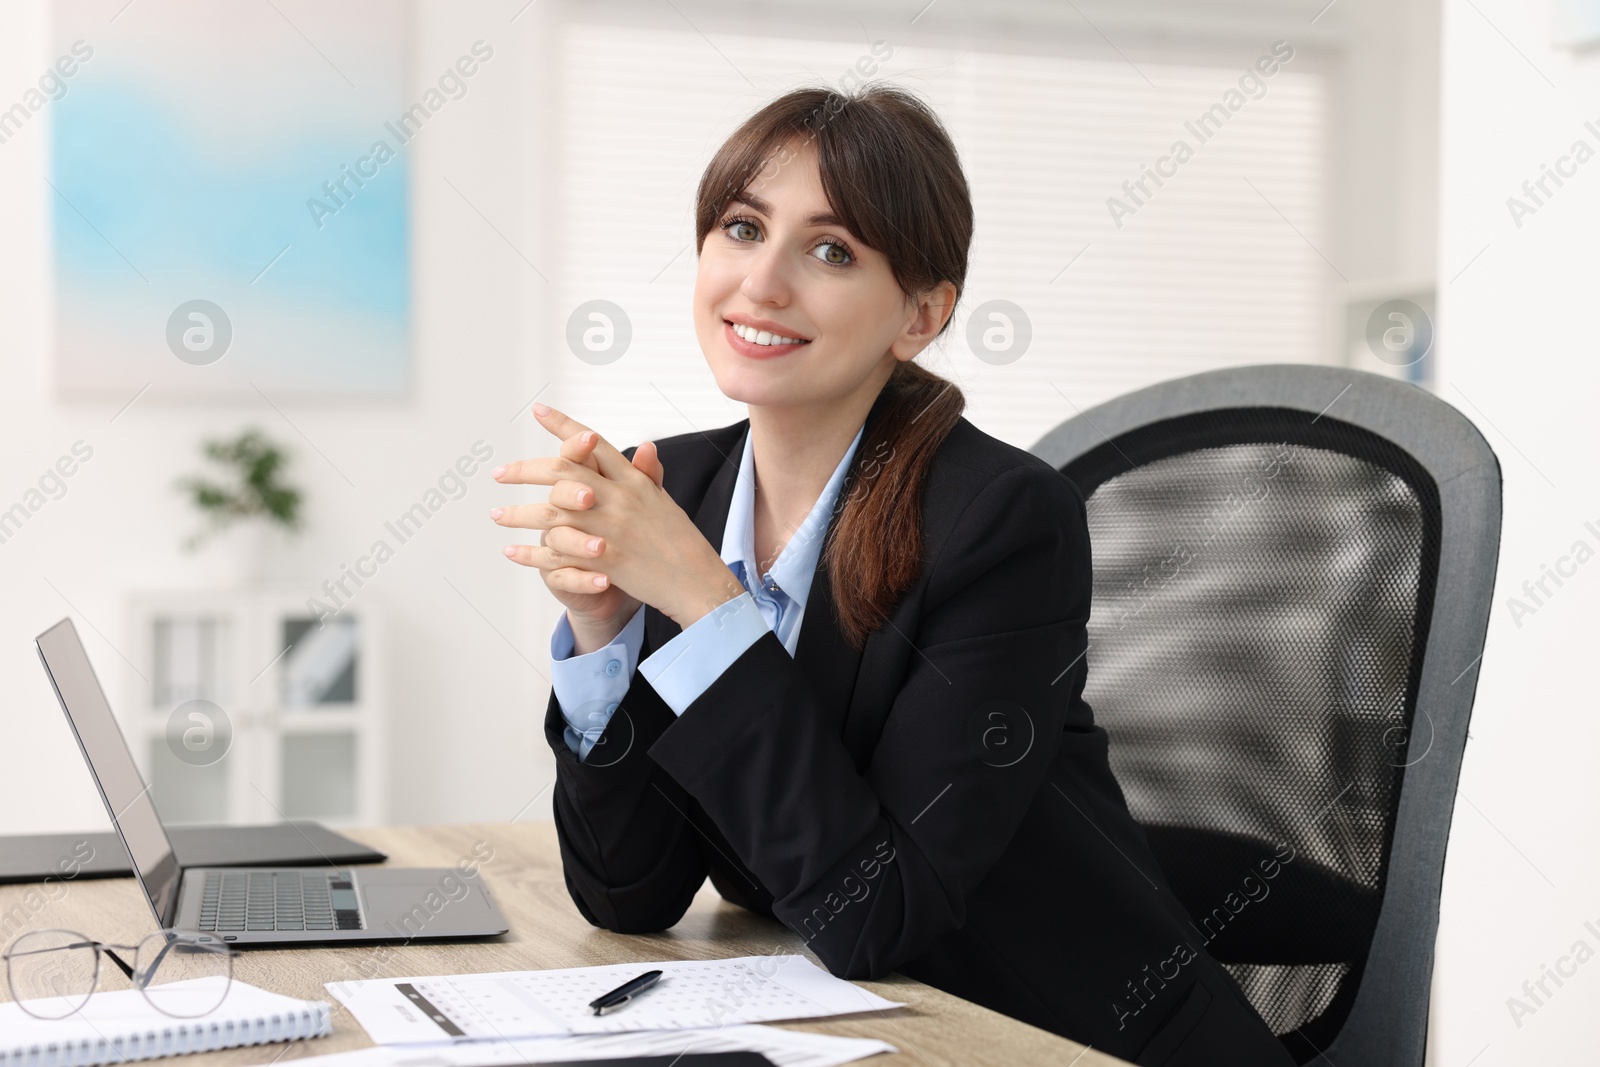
[491,403,746,630]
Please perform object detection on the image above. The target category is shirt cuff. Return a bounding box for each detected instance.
[638,591,770,716]
[550,604,646,761]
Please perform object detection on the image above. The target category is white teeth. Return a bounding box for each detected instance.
[732,322,805,346]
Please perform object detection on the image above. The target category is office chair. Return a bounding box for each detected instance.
[1030,364,1501,1066]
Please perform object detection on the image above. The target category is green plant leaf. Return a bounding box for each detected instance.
[176,427,305,549]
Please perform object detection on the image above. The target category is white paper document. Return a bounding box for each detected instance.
[280,1025,894,1067]
[326,955,905,1040]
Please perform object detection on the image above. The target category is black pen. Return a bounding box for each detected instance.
[588,969,664,1015]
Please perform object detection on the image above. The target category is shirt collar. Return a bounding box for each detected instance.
[720,419,866,613]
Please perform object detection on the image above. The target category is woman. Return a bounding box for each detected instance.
[490,85,1293,1067]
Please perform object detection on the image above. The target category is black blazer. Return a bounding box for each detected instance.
[543,386,1292,1067]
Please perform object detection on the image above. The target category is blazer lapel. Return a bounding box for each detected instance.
[689,422,745,551]
[811,386,904,769]
[786,386,899,744]
[790,533,863,741]
[643,386,899,752]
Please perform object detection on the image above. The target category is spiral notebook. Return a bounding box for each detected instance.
[0,977,331,1067]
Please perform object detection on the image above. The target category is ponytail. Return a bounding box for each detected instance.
[826,361,966,648]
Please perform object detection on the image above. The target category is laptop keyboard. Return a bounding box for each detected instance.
[197,870,363,932]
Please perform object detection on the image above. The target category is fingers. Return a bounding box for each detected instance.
[632,440,665,489]
[530,403,637,483]
[507,549,610,591]
[549,566,611,591]
[492,446,604,489]
[490,435,599,530]
[560,422,603,473]
[491,496,592,531]
[489,478,594,530]
[543,524,605,561]
[502,528,611,590]
[548,478,597,511]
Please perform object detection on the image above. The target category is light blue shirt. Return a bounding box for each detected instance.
[550,420,867,760]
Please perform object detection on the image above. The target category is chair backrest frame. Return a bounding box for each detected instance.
[1029,364,1502,1066]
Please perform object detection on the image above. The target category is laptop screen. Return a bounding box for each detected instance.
[35,617,181,927]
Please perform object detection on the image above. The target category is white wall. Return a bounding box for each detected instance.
[0,0,1443,837]
[0,0,559,833]
[1432,2,1600,1063]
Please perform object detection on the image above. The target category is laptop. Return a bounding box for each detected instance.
[35,616,510,945]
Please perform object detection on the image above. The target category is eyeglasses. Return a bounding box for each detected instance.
[3,928,238,1019]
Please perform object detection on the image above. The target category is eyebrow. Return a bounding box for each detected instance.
[731,191,847,229]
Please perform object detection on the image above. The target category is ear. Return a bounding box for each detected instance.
[891,280,958,361]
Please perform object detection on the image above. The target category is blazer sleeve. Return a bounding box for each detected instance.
[541,442,711,932]
[646,463,1093,980]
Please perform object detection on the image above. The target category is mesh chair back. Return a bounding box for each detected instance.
[1030,366,1501,1066]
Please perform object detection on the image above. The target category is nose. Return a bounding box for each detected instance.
[737,241,792,307]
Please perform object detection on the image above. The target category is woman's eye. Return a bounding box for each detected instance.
[812,241,852,266]
[722,217,760,242]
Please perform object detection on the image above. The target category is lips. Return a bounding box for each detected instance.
[723,319,810,359]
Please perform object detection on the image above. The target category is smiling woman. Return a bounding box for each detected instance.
[494,84,1296,1067]
[688,87,973,647]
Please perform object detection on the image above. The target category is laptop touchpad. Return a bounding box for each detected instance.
[358,870,501,932]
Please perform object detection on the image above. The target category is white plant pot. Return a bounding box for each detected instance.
[211,521,278,587]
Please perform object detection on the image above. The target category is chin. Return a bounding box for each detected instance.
[706,364,788,408]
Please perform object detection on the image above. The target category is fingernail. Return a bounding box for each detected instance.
[492,465,506,479]
[586,537,601,553]
[532,402,551,417]
[582,431,596,445]
[490,507,504,520]
[592,575,607,588]
[503,545,517,557]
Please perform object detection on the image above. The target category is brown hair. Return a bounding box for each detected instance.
[693,84,973,649]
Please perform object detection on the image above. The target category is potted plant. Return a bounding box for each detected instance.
[177,428,304,583]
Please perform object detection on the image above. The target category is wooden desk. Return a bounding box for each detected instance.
[0,822,1131,1066]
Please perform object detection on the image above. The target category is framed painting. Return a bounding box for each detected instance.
[49,0,411,399]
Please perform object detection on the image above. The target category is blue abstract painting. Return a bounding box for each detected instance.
[50,0,410,399]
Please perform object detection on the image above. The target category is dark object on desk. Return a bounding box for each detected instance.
[0,823,387,884]
[513,1056,773,1067]
[1033,363,1503,1067]
[589,968,663,1014]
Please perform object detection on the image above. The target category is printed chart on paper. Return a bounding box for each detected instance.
[326,955,904,1040]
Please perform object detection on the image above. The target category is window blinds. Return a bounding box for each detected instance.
[550,21,1327,452]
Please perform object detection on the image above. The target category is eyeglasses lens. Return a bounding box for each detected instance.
[133,932,233,1018]
[6,930,98,1019]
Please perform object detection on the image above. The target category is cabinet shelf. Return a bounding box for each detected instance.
[126,588,385,828]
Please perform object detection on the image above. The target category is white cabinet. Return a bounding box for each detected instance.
[125,588,385,828]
